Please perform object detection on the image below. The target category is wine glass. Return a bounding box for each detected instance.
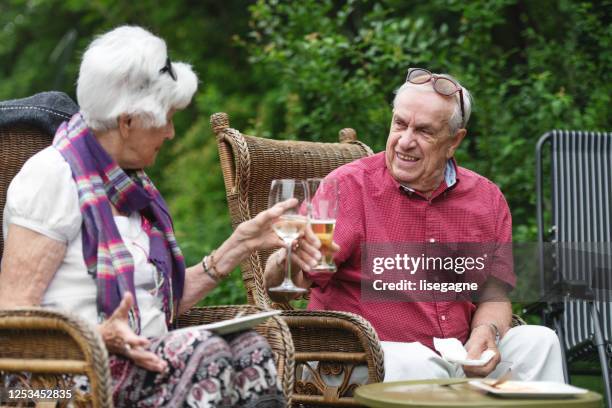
[268,179,309,294]
[307,178,339,273]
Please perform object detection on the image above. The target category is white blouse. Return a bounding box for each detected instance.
[3,146,168,338]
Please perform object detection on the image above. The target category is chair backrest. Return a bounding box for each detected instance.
[212,112,374,309]
[0,91,78,260]
[536,129,612,349]
[0,126,54,258]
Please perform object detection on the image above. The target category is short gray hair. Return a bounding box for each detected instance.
[392,72,472,134]
[77,25,198,131]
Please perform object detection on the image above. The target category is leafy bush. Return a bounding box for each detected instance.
[1,0,610,307]
[247,0,611,242]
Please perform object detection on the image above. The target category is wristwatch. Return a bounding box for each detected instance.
[489,322,501,344]
[475,322,500,344]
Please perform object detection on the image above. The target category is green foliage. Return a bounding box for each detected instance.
[0,0,261,305]
[2,3,610,396]
[1,0,610,308]
[247,0,611,242]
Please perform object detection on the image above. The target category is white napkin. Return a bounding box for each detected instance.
[433,337,495,366]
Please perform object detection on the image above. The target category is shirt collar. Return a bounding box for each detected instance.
[399,158,458,196]
[445,158,457,188]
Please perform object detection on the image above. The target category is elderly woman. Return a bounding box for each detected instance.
[0,26,299,407]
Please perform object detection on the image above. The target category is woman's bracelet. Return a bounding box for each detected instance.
[202,250,222,283]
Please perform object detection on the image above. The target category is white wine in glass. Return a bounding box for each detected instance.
[273,214,308,243]
[268,179,309,294]
[308,178,338,273]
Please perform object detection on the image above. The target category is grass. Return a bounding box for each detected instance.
[571,365,608,407]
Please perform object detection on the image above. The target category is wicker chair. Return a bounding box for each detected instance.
[212,112,385,406]
[0,122,295,406]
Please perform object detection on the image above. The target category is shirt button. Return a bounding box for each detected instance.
[440,315,446,321]
[429,238,436,243]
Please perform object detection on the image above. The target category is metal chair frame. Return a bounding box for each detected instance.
[536,129,612,407]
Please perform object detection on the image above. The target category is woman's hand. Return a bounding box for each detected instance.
[98,292,167,373]
[234,198,299,251]
[179,199,303,312]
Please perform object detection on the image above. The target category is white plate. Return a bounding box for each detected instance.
[173,310,282,335]
[469,380,589,398]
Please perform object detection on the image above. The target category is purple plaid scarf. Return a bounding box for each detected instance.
[53,113,185,333]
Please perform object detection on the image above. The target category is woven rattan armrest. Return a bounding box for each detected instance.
[0,308,112,407]
[0,306,296,408]
[282,310,384,406]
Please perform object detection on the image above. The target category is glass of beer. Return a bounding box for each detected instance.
[307,178,338,273]
[268,179,309,294]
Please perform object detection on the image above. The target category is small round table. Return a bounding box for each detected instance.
[354,379,602,408]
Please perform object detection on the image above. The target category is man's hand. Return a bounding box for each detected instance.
[264,223,340,302]
[98,292,167,373]
[291,221,333,272]
[462,324,500,377]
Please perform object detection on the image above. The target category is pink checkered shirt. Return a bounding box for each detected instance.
[304,152,515,349]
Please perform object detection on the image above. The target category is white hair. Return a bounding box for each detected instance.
[392,73,473,134]
[77,25,198,131]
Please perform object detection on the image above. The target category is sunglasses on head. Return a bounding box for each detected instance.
[406,67,465,127]
[159,57,177,81]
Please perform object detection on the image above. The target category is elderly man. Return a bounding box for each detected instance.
[264,68,564,382]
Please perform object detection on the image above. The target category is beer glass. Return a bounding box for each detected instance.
[307,178,338,273]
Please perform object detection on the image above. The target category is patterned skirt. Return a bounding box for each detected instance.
[110,328,285,407]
